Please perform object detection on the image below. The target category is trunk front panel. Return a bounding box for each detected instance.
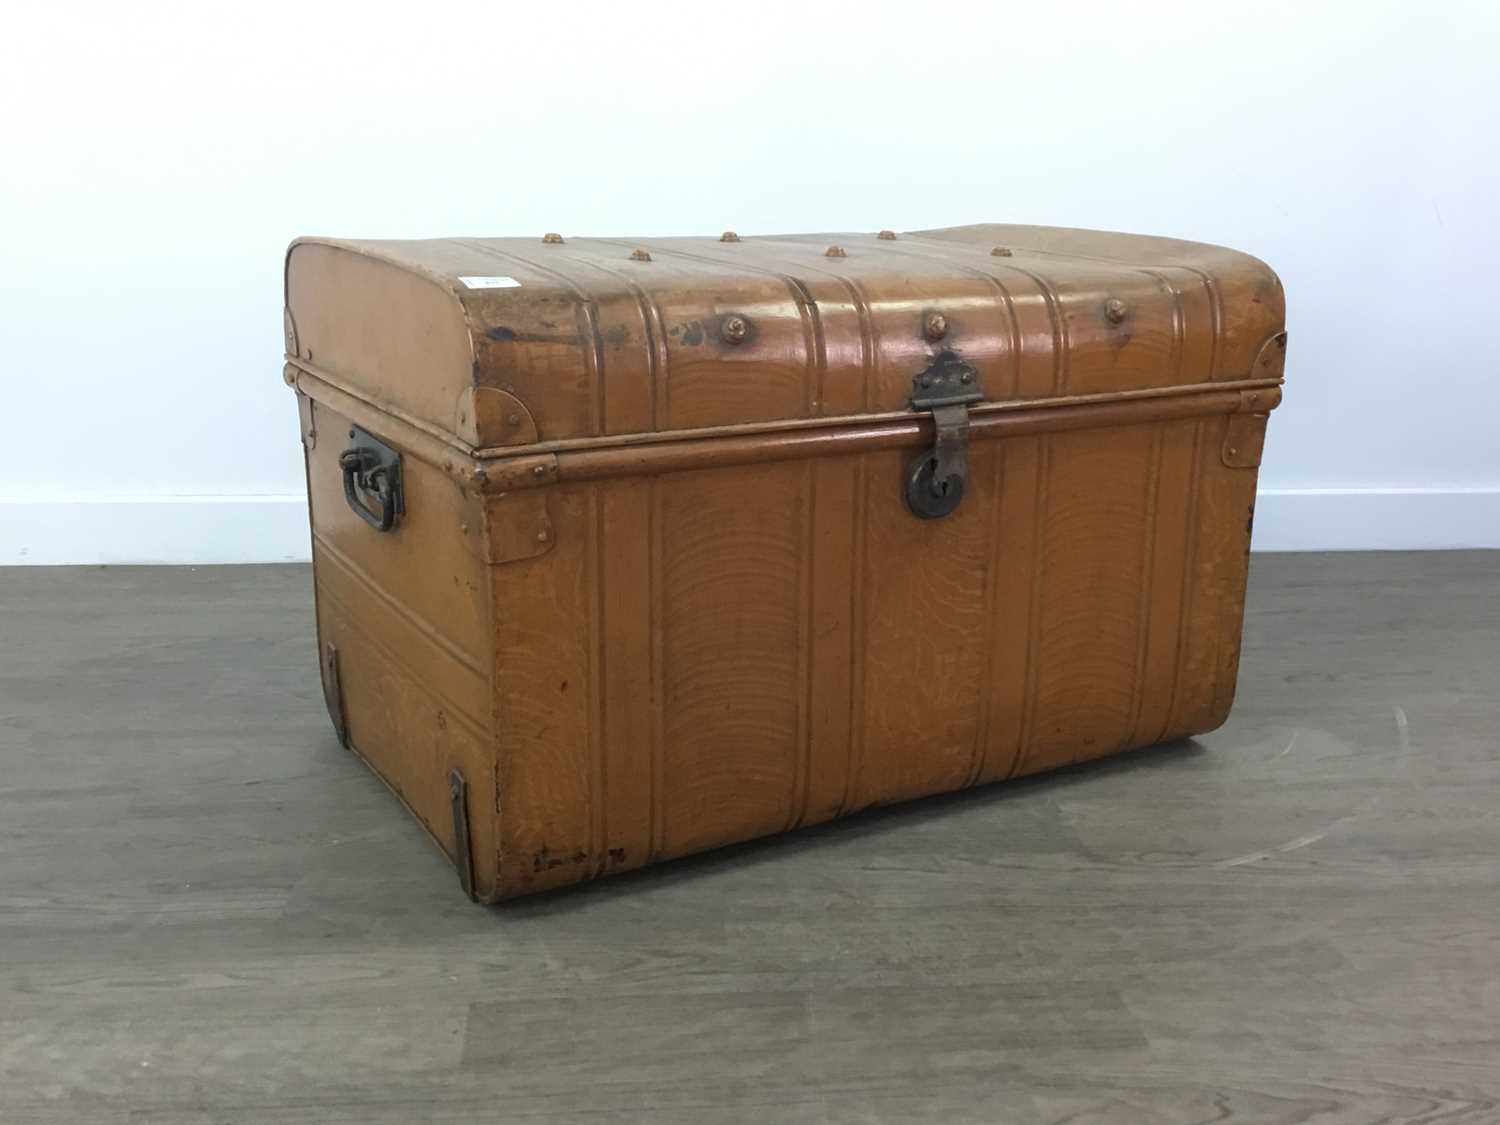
[491,412,1260,897]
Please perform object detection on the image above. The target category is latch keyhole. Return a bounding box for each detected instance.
[905,451,965,520]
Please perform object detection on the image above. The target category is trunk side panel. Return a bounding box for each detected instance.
[305,402,499,898]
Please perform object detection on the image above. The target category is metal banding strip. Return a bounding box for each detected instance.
[287,356,1281,492]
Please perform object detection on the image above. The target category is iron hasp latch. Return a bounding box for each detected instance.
[905,351,982,519]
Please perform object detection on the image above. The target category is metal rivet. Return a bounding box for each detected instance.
[923,311,948,341]
[629,248,652,261]
[721,314,750,344]
[1105,298,1128,324]
[1228,447,1238,456]
[825,245,847,258]
[877,230,897,240]
[720,231,740,242]
[542,232,564,244]
[506,413,521,426]
[460,522,469,535]
[960,371,973,384]
[537,529,549,543]
[532,465,547,477]
[991,246,1013,257]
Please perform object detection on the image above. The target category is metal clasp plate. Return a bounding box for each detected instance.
[449,768,477,902]
[905,351,982,519]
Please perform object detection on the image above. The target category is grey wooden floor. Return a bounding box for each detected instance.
[1,553,1497,1124]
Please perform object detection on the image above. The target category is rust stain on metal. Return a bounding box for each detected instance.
[1252,330,1289,380]
[530,845,590,872]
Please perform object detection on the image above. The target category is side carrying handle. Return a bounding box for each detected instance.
[339,427,404,532]
[905,351,983,520]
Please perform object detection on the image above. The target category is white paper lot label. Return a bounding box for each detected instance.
[457,276,521,289]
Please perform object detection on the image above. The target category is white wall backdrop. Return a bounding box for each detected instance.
[2,0,1496,563]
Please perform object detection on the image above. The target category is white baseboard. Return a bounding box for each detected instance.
[1252,487,1500,551]
[0,495,310,565]
[0,488,1495,565]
